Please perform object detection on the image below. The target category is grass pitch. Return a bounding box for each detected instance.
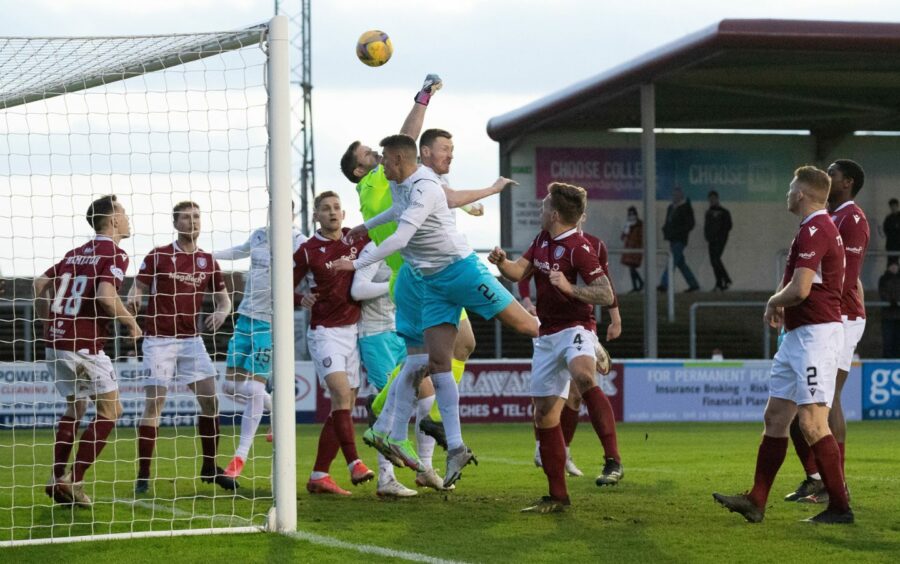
[2,421,899,563]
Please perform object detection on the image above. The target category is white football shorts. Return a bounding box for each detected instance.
[770,322,843,407]
[142,336,217,387]
[46,347,118,398]
[530,326,598,399]
[307,324,360,388]
[837,315,866,372]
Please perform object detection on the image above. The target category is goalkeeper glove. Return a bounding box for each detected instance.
[414,73,442,106]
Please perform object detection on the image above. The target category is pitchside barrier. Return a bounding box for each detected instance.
[5,359,897,429]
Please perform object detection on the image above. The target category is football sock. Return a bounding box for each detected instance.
[72,417,115,482]
[431,371,463,450]
[377,452,396,482]
[137,424,158,479]
[837,442,845,475]
[582,386,620,461]
[560,404,579,446]
[537,425,568,501]
[747,435,788,509]
[235,379,266,460]
[53,416,80,480]
[416,394,436,469]
[811,435,850,512]
[331,409,359,465]
[197,414,220,474]
[373,375,400,435]
[312,415,339,473]
[429,357,466,422]
[388,354,428,441]
[371,364,401,418]
[789,416,818,476]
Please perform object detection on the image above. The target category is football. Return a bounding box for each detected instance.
[356,29,393,67]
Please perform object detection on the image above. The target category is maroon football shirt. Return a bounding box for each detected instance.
[523,228,605,336]
[782,210,845,331]
[43,237,129,354]
[831,201,869,320]
[292,228,370,328]
[136,242,225,338]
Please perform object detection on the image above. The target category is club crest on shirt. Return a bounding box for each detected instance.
[323,357,332,368]
[197,256,208,269]
[553,246,565,260]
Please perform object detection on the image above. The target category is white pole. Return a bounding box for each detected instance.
[641,83,658,358]
[267,14,297,532]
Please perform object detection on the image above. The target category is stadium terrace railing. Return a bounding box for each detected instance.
[689,300,891,359]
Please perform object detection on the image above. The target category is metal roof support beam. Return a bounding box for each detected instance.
[641,83,658,358]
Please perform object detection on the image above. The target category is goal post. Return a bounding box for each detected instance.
[266,14,298,533]
[0,14,295,546]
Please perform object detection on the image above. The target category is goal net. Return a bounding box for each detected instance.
[0,16,296,546]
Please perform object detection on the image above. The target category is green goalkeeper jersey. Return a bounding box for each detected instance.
[356,164,404,276]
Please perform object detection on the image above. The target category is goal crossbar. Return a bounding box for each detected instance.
[0,23,266,110]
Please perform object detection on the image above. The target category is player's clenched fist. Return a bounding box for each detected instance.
[548,270,573,296]
[488,246,507,265]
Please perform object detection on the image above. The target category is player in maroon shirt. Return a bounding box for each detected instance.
[127,201,234,493]
[523,220,624,484]
[490,182,614,513]
[293,191,374,495]
[714,166,853,524]
[785,159,869,504]
[33,195,141,507]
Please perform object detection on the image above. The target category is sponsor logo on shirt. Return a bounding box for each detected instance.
[110,266,125,281]
[83,246,94,254]
[853,214,861,224]
[808,226,818,236]
[799,251,816,260]
[589,266,604,276]
[533,259,551,273]
[846,246,863,254]
[581,244,592,253]
[167,271,208,286]
[541,241,548,248]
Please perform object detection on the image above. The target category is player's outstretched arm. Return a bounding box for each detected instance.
[443,177,518,211]
[400,74,442,139]
[205,287,232,332]
[338,221,416,272]
[97,281,142,338]
[213,232,253,261]
[551,272,614,306]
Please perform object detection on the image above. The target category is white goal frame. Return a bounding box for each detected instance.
[0,14,296,547]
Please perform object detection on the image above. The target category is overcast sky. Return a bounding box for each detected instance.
[3,0,900,275]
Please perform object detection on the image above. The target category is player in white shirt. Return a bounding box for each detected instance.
[214,221,307,479]
[336,134,539,488]
[350,246,420,496]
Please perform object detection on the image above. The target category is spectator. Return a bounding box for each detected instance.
[705,191,733,291]
[879,262,900,357]
[884,198,900,266]
[658,187,700,292]
[620,206,644,292]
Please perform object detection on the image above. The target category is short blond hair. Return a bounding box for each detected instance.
[794,166,831,203]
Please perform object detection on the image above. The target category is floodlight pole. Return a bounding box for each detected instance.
[267,14,297,532]
[641,84,658,358]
